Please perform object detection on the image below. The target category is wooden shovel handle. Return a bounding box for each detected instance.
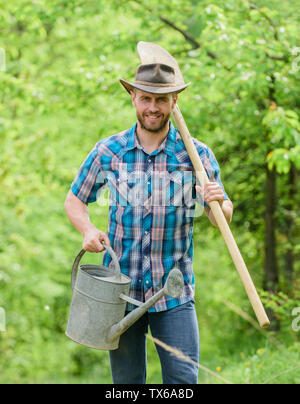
[172,104,270,329]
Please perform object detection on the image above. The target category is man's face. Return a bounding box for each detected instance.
[131,89,178,133]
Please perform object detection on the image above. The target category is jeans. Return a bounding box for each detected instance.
[109,300,200,384]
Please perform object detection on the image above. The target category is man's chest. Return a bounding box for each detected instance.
[101,155,196,209]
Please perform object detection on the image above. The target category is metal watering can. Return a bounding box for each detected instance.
[66,245,184,350]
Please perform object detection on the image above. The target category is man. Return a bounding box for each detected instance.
[64,63,233,384]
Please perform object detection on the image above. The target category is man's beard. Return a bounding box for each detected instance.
[137,111,170,133]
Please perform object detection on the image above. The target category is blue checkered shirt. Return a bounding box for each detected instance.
[71,122,228,312]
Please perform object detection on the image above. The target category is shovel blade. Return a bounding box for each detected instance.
[137,41,185,85]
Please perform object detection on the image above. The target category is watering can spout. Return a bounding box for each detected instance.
[108,268,184,343]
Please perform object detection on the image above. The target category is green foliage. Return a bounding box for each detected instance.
[261,287,300,329]
[264,107,300,173]
[0,0,299,384]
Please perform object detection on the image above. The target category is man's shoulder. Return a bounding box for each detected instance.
[191,136,210,154]
[95,128,131,155]
[96,128,130,148]
[174,130,211,157]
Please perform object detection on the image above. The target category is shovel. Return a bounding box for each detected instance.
[137,41,270,329]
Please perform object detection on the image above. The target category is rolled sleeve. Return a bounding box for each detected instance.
[71,143,106,204]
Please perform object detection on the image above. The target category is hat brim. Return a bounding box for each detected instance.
[120,79,190,95]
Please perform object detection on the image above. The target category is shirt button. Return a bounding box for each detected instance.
[146,280,149,285]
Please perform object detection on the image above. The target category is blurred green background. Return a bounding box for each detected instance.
[0,0,299,384]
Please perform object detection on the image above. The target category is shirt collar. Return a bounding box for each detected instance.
[125,121,177,157]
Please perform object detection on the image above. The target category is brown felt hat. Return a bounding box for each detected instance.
[120,63,190,95]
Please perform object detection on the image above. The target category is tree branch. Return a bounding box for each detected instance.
[249,3,279,41]
[160,16,219,60]
[158,17,200,50]
[131,0,221,63]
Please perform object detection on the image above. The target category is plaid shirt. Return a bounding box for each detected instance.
[71,122,228,312]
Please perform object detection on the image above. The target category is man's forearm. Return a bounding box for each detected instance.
[64,190,110,252]
[205,199,233,227]
[64,190,96,236]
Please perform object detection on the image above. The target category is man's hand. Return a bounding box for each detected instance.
[195,181,224,205]
[83,226,111,253]
[195,181,233,226]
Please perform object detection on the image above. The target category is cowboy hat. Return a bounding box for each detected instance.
[120,63,190,95]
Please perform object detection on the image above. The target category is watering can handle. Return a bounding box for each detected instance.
[71,244,121,290]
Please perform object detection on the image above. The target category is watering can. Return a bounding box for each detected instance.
[66,244,184,350]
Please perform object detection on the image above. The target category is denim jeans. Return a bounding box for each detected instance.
[109,300,200,384]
